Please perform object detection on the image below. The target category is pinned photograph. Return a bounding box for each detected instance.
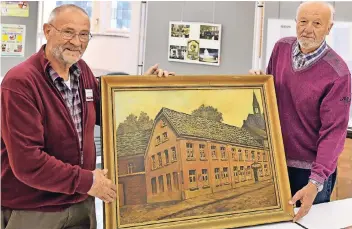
[171,24,190,38]
[200,25,220,40]
[169,45,187,60]
[187,40,200,61]
[15,45,22,52]
[199,48,219,64]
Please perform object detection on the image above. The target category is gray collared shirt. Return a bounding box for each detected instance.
[292,40,328,69]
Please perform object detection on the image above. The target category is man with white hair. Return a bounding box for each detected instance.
[1,4,173,229]
[250,1,351,222]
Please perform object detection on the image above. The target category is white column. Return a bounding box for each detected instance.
[252,1,265,71]
[137,1,148,75]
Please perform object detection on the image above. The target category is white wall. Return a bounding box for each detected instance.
[144,1,256,75]
[83,1,142,75]
[38,1,142,76]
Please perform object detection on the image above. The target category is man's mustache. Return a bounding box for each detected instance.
[62,46,82,53]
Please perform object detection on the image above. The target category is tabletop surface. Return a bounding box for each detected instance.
[95,194,352,229]
[239,222,301,229]
[294,198,352,229]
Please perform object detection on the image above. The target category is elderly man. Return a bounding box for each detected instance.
[1,4,173,229]
[250,1,351,222]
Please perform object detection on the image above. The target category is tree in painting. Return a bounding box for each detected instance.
[117,111,154,134]
[191,104,223,122]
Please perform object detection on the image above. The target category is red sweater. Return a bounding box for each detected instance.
[267,37,351,183]
[1,45,101,211]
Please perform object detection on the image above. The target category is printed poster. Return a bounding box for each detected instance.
[0,1,29,17]
[1,24,26,57]
[168,21,222,66]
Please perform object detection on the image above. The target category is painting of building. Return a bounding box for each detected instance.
[116,92,272,206]
[113,88,278,225]
[144,107,272,204]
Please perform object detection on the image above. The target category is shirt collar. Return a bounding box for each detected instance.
[47,62,81,83]
[293,39,328,60]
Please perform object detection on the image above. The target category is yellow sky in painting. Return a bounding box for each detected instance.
[113,88,264,128]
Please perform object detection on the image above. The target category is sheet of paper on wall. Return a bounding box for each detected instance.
[325,22,352,72]
[168,21,222,66]
[1,24,26,57]
[0,1,29,17]
[265,19,296,68]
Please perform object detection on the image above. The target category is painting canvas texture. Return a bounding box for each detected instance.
[101,76,293,229]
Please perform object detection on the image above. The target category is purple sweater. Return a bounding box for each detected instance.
[267,37,351,183]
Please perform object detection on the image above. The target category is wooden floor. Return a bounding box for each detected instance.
[331,137,352,200]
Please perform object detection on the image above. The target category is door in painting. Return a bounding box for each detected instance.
[253,168,259,183]
[214,168,221,186]
[118,183,125,206]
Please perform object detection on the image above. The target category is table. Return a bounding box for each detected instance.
[95,199,299,229]
[96,198,104,229]
[95,198,352,229]
[239,222,301,228]
[294,198,352,229]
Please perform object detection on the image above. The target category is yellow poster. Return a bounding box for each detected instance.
[0,1,29,17]
[1,24,26,57]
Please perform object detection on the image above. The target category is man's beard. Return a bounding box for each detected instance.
[298,38,323,51]
[51,45,82,65]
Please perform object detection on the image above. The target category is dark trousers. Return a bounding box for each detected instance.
[288,166,337,207]
[1,197,96,229]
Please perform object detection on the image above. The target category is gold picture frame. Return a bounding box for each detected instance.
[100,75,294,229]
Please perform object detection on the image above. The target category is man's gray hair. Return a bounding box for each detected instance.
[48,4,89,23]
[296,1,335,24]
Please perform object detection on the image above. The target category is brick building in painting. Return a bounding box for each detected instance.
[144,107,272,204]
[117,129,151,206]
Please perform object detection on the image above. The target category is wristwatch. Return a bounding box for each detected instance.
[309,179,324,192]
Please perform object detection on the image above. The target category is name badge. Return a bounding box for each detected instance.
[85,89,93,101]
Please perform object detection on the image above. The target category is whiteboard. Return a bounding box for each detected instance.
[266,18,352,128]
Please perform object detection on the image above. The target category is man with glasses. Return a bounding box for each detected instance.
[1,4,173,229]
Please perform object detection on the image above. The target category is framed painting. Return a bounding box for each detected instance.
[100,75,294,229]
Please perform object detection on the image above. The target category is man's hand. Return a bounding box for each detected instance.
[87,169,117,203]
[144,64,175,77]
[248,69,264,75]
[289,182,318,222]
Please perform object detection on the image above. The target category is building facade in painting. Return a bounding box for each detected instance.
[117,129,151,206]
[144,106,272,204]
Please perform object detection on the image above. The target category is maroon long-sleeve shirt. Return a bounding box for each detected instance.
[267,37,351,183]
[1,45,101,211]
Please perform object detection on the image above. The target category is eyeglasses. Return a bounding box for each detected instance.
[49,24,92,42]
